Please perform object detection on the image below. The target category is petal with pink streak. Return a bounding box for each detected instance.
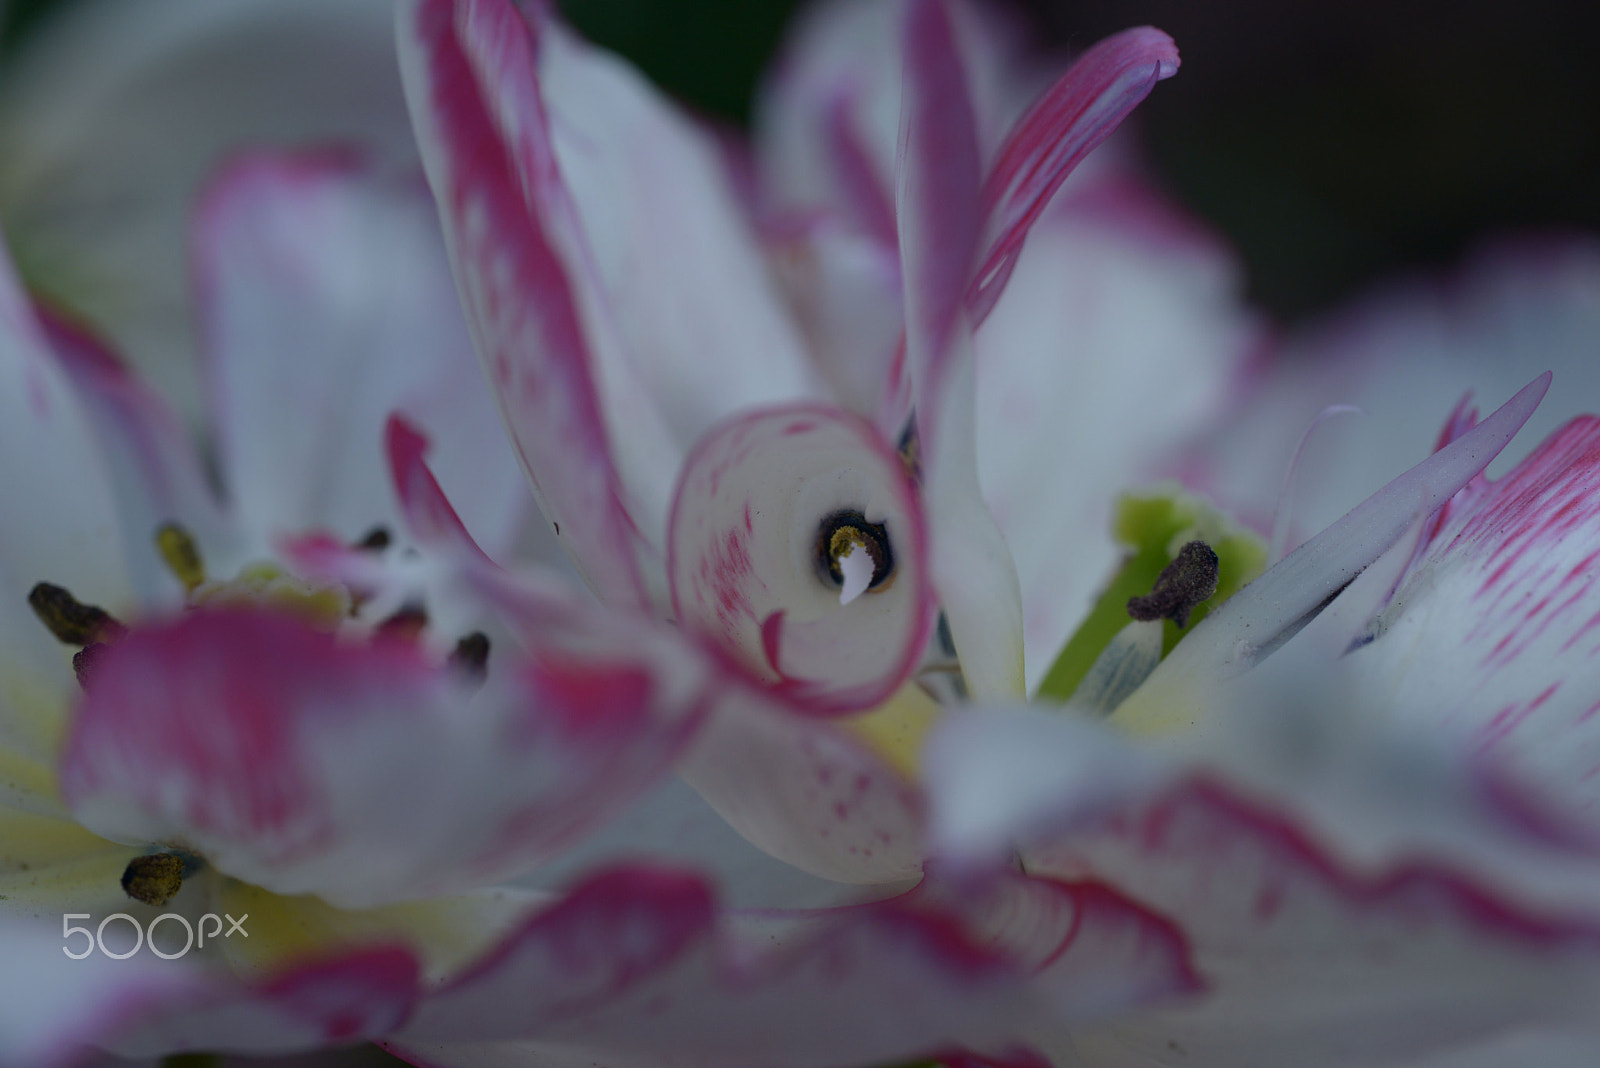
[0,0,420,423]
[967,27,1180,326]
[194,151,525,564]
[927,701,1600,1067]
[391,864,1195,1066]
[667,404,932,713]
[972,178,1257,691]
[1344,415,1600,829]
[39,304,230,603]
[58,606,709,907]
[677,685,926,884]
[897,0,982,406]
[396,0,648,607]
[108,947,420,1060]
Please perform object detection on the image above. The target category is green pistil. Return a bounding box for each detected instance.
[1037,487,1267,704]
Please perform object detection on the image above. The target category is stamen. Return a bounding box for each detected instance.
[356,526,392,552]
[816,510,895,597]
[121,852,185,906]
[155,522,207,592]
[449,631,491,682]
[1127,541,1219,629]
[27,582,126,645]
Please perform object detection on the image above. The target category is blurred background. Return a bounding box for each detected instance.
[2,0,1596,325]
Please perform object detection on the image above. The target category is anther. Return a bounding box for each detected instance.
[155,522,207,592]
[1127,541,1220,629]
[27,582,126,645]
[449,631,491,683]
[121,853,185,906]
[815,510,894,601]
[356,526,392,552]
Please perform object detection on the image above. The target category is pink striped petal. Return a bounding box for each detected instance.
[667,404,933,712]
[109,947,420,1059]
[58,606,708,907]
[967,27,1180,326]
[194,151,524,564]
[1345,415,1600,827]
[927,703,1600,1066]
[897,0,982,409]
[396,0,649,608]
[391,864,1195,1065]
[40,305,230,603]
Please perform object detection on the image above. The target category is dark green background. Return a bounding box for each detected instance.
[4,0,1597,323]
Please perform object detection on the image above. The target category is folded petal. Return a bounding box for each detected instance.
[195,152,525,563]
[0,0,418,422]
[967,27,1179,326]
[897,0,1026,701]
[667,404,932,712]
[392,863,1195,1066]
[58,606,709,907]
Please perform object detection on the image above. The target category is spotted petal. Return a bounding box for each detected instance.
[57,606,710,908]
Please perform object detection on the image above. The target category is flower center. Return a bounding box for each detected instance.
[121,850,200,906]
[816,509,894,605]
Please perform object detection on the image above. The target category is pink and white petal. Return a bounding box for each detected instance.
[677,685,926,884]
[196,152,523,563]
[39,305,230,604]
[105,948,420,1061]
[756,0,1045,218]
[0,0,419,424]
[972,179,1258,691]
[1198,238,1600,543]
[397,0,653,607]
[927,701,1600,1067]
[391,864,1195,1066]
[967,28,1179,326]
[58,606,710,908]
[1342,415,1600,828]
[667,404,932,712]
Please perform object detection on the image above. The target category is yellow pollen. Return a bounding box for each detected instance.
[155,523,207,592]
